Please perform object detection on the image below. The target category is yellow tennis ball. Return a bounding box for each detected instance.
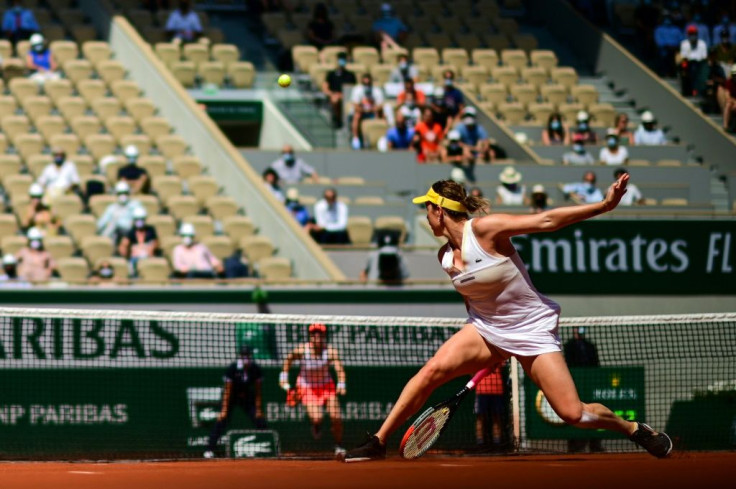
[278,74,291,87]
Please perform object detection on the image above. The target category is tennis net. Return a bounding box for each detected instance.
[0,307,733,459]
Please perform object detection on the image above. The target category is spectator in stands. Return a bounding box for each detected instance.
[2,0,39,43]
[360,231,409,284]
[97,181,142,241]
[599,130,629,166]
[398,94,421,128]
[0,254,26,285]
[529,184,549,214]
[350,73,385,150]
[22,184,58,236]
[654,13,683,76]
[323,52,356,129]
[389,53,419,83]
[262,168,285,203]
[703,49,727,114]
[165,0,202,44]
[680,25,708,96]
[172,222,223,278]
[312,188,350,244]
[495,166,526,206]
[223,249,250,278]
[439,69,465,130]
[441,130,472,180]
[117,145,150,195]
[89,260,117,285]
[270,145,319,184]
[307,2,335,49]
[722,64,736,132]
[469,186,491,214]
[26,33,60,87]
[713,14,736,44]
[372,3,407,49]
[412,107,443,163]
[285,188,313,229]
[570,111,598,145]
[611,113,635,145]
[614,168,645,206]
[634,111,667,144]
[562,143,595,165]
[711,29,736,74]
[397,78,426,108]
[15,227,55,283]
[36,148,80,199]
[386,108,415,150]
[118,207,159,277]
[563,171,604,204]
[454,107,493,163]
[685,12,711,48]
[542,112,570,146]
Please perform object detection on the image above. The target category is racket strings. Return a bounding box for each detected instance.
[402,407,451,459]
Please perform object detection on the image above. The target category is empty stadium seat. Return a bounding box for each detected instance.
[44,79,73,103]
[91,97,123,120]
[497,102,526,124]
[97,60,126,85]
[491,66,518,88]
[148,214,176,238]
[110,80,142,102]
[45,235,75,261]
[50,194,83,222]
[172,155,202,179]
[137,257,171,282]
[183,215,215,238]
[120,134,153,155]
[14,133,44,161]
[361,119,389,149]
[156,135,188,159]
[140,117,171,140]
[182,43,209,67]
[63,59,94,84]
[155,42,180,67]
[166,195,198,220]
[171,61,197,87]
[199,61,226,86]
[57,96,87,121]
[0,214,19,238]
[64,214,97,244]
[530,49,559,72]
[347,216,373,245]
[81,235,114,264]
[374,215,407,243]
[241,235,275,262]
[211,44,240,68]
[85,134,116,160]
[56,257,89,283]
[540,83,568,106]
[36,115,66,142]
[571,84,599,106]
[257,257,292,280]
[202,235,234,261]
[82,41,112,65]
[137,155,167,177]
[206,196,239,221]
[227,61,255,88]
[125,97,156,122]
[105,115,137,142]
[222,215,255,244]
[70,115,102,140]
[1,235,27,255]
[550,67,578,90]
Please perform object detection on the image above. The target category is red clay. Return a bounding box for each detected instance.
[0,453,731,489]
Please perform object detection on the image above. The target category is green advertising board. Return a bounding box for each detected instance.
[524,366,645,439]
[511,220,735,294]
[200,100,263,122]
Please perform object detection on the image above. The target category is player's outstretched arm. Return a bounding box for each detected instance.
[279,345,305,391]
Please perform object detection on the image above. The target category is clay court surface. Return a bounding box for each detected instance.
[0,452,732,489]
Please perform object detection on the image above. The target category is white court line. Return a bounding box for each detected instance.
[68,471,101,475]
[439,464,471,467]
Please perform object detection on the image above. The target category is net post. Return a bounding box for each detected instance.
[510,357,521,452]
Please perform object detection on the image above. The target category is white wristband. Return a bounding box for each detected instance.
[279,372,290,390]
[337,382,346,390]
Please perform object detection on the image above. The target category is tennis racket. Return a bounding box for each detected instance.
[399,367,493,459]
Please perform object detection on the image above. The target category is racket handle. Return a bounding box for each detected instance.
[466,367,494,390]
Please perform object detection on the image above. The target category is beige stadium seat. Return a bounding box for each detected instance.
[102,156,124,184]
[154,42,180,67]
[57,96,87,121]
[36,115,66,143]
[0,40,11,59]
[431,64,456,83]
[84,134,116,160]
[627,159,651,166]
[512,33,539,53]
[50,40,79,66]
[140,117,171,140]
[71,25,97,45]
[70,115,102,140]
[485,34,511,53]
[353,46,380,70]
[369,64,392,86]
[257,257,292,280]
[156,135,188,159]
[50,194,83,222]
[171,61,196,88]
[0,154,22,175]
[161,234,182,259]
[479,101,496,115]
[26,154,51,178]
[63,59,94,84]
[15,133,44,161]
[223,215,255,244]
[94,256,129,279]
[501,49,528,72]
[571,85,599,106]
[64,213,97,244]
[81,235,114,264]
[0,133,7,154]
[521,66,548,88]
[453,32,483,52]
[425,32,453,50]
[347,216,373,245]
[540,84,568,106]
[148,214,176,239]
[308,63,331,88]
[77,79,107,104]
[49,133,81,155]
[0,213,19,238]
[152,176,184,204]
[528,102,555,125]
[105,115,137,142]
[241,235,274,262]
[334,176,366,185]
[21,95,52,122]
[497,102,526,124]
[1,235,28,255]
[479,83,509,105]
[166,195,199,220]
[92,97,122,120]
[2,57,26,82]
[227,61,255,88]
[558,102,585,124]
[374,215,407,243]
[137,257,171,283]
[380,47,408,66]
[292,45,319,73]
[206,196,238,221]
[125,97,156,122]
[182,43,209,67]
[9,78,38,102]
[657,159,684,167]
[82,41,112,65]
[89,194,116,218]
[211,43,240,69]
[74,155,96,177]
[202,235,234,261]
[97,60,126,86]
[110,80,142,103]
[588,103,616,127]
[360,119,389,149]
[45,235,75,261]
[184,215,215,239]
[471,49,499,72]
[494,17,519,37]
[137,154,166,177]
[1,115,31,143]
[188,175,219,206]
[412,47,440,73]
[0,95,17,118]
[461,65,488,91]
[56,257,89,283]
[530,49,559,73]
[171,155,202,179]
[550,67,578,90]
[199,61,226,86]
[442,48,470,72]
[661,198,688,206]
[320,45,347,66]
[510,83,537,107]
[136,194,162,217]
[44,78,73,103]
[491,66,518,88]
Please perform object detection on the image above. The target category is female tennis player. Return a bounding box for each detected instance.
[345,174,672,461]
[280,323,347,458]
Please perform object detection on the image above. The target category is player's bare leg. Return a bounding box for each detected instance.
[326,395,343,444]
[304,403,324,440]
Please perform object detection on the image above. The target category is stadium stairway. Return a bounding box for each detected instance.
[277,96,337,148]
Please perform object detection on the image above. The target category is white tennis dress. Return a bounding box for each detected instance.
[442,220,562,356]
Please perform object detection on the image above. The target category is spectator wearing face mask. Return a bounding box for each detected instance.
[703,49,727,114]
[611,113,635,145]
[397,94,421,128]
[0,254,30,287]
[360,231,409,284]
[562,143,595,165]
[563,171,604,204]
[23,184,58,236]
[284,188,314,230]
[323,52,356,129]
[654,13,684,77]
[117,145,149,194]
[312,188,350,244]
[495,166,526,206]
[386,109,415,150]
[389,53,419,83]
[36,148,80,200]
[397,78,426,108]
[118,207,159,277]
[2,0,39,43]
[26,33,59,87]
[680,25,708,96]
[441,130,469,177]
[712,15,736,45]
[269,144,319,184]
[722,64,736,132]
[684,13,711,48]
[90,260,117,285]
[262,168,285,203]
[350,73,385,149]
[529,184,549,214]
[412,107,443,163]
[454,107,494,163]
[97,181,143,241]
[165,0,202,43]
[439,69,465,131]
[430,86,449,128]
[599,130,629,166]
[16,227,56,283]
[634,111,667,144]
[542,112,570,145]
[711,29,736,74]
[614,168,645,206]
[173,223,223,278]
[307,2,334,49]
[570,111,598,145]
[372,3,407,49]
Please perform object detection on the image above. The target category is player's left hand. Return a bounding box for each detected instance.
[217,410,228,422]
[336,386,346,396]
[255,408,264,419]
[604,172,629,211]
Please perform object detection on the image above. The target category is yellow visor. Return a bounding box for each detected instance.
[412,187,468,213]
